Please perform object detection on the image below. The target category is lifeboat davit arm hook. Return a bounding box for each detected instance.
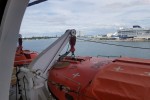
[18,29,76,100]
[59,30,76,60]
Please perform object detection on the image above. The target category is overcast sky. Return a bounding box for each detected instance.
[20,0,150,37]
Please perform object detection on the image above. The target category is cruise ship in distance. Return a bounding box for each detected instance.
[117,25,150,39]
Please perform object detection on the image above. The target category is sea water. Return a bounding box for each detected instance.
[23,38,150,59]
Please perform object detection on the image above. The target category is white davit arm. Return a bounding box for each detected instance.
[29,29,76,76]
[18,29,76,100]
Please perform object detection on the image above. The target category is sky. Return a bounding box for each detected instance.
[20,0,150,37]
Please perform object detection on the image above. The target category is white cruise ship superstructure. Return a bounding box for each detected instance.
[117,25,150,39]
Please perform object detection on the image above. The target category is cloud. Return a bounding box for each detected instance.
[20,0,150,36]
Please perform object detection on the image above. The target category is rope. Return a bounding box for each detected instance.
[23,76,27,100]
[66,43,70,52]
[77,38,150,50]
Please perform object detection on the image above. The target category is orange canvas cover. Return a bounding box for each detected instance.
[86,57,150,100]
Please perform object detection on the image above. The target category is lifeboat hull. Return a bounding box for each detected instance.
[14,50,38,66]
[48,56,150,100]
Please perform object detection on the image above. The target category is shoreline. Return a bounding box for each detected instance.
[22,37,58,40]
[91,40,150,42]
[89,38,150,42]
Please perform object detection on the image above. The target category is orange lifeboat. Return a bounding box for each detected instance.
[14,34,38,67]
[14,49,38,66]
[48,56,150,100]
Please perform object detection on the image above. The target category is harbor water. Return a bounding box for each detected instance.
[23,38,150,59]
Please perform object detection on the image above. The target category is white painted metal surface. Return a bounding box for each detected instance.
[0,0,29,99]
